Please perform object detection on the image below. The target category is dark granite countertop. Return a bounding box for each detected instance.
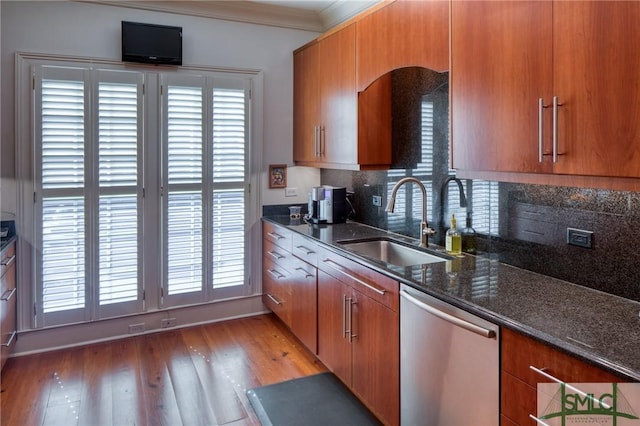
[263,216,640,381]
[1,236,17,253]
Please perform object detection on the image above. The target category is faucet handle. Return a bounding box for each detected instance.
[422,226,437,236]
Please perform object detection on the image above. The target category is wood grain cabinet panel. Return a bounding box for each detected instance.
[317,247,399,426]
[356,0,449,92]
[501,328,628,425]
[452,1,640,180]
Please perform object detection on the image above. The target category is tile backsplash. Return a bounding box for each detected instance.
[320,169,640,302]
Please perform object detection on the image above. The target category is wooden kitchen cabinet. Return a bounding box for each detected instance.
[501,328,628,425]
[1,240,17,370]
[317,247,399,426]
[451,1,640,180]
[293,24,392,170]
[356,0,449,92]
[262,222,317,353]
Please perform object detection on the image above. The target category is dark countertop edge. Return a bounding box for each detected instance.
[262,216,640,382]
[1,236,17,254]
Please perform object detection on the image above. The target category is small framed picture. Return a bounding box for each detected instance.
[268,164,287,188]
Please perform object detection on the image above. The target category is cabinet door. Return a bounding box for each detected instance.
[317,271,352,385]
[553,1,640,177]
[1,252,17,370]
[318,24,357,166]
[289,257,317,354]
[351,290,399,426]
[356,0,449,91]
[451,1,553,174]
[293,42,320,164]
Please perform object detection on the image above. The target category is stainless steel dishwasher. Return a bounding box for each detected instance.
[400,284,499,426]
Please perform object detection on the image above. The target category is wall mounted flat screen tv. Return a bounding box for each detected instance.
[122,21,182,66]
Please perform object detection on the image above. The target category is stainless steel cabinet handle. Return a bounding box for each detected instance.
[528,414,551,426]
[267,250,285,261]
[319,125,325,156]
[342,294,348,338]
[2,331,16,348]
[1,287,16,302]
[295,245,315,256]
[552,96,564,163]
[400,290,496,338]
[1,255,16,268]
[538,98,551,162]
[267,231,285,241]
[266,293,282,305]
[322,259,386,295]
[348,297,356,342]
[295,267,313,278]
[314,125,320,157]
[267,269,285,280]
[529,365,610,409]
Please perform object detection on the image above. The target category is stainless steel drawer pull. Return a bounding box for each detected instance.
[266,294,282,305]
[529,365,609,409]
[295,245,315,256]
[1,287,16,302]
[529,414,551,426]
[267,269,285,280]
[267,232,285,240]
[552,96,564,163]
[322,259,386,295]
[1,255,16,268]
[3,331,16,348]
[267,250,285,261]
[400,290,496,338]
[295,267,313,278]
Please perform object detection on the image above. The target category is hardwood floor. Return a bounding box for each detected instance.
[0,314,327,426]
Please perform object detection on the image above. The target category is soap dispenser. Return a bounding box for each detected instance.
[445,214,462,255]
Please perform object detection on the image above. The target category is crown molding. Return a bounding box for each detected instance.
[76,1,382,32]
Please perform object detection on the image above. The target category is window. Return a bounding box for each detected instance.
[28,59,255,328]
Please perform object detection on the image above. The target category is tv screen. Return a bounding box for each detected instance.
[122,21,182,66]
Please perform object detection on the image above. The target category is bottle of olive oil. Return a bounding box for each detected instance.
[461,211,477,254]
[445,214,462,255]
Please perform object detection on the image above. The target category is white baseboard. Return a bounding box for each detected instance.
[12,295,268,357]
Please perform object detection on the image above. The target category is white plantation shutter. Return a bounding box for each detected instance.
[212,87,246,289]
[29,57,254,327]
[96,73,143,315]
[164,82,204,300]
[162,76,249,307]
[34,66,144,326]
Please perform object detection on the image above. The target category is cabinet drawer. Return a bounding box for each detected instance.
[263,222,292,252]
[263,238,292,268]
[502,328,624,387]
[291,233,318,267]
[263,255,292,325]
[1,242,16,280]
[501,371,537,426]
[318,246,398,311]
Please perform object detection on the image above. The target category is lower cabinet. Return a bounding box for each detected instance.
[1,240,17,371]
[501,328,628,425]
[317,248,399,426]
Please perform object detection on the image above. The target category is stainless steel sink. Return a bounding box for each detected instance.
[338,238,449,267]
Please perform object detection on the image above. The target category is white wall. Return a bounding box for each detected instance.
[0,0,320,216]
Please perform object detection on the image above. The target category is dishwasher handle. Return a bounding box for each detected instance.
[400,290,496,339]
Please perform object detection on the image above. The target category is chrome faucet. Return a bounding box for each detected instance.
[439,176,468,240]
[386,177,436,247]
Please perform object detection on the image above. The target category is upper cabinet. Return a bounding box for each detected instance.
[294,24,392,170]
[451,1,640,179]
[293,0,449,171]
[356,0,449,92]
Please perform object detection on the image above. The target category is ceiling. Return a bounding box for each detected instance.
[83,0,382,32]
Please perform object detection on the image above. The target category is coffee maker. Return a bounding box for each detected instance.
[308,186,347,224]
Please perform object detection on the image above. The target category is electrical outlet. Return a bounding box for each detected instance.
[567,228,593,249]
[161,318,177,328]
[285,187,297,197]
[372,195,382,207]
[128,323,145,334]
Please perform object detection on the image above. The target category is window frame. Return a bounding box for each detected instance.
[15,53,262,331]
